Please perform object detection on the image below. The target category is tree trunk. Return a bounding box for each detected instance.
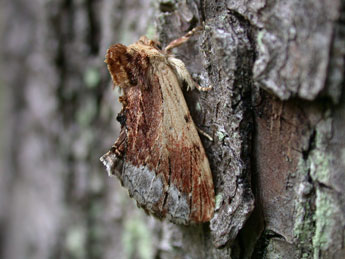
[0,0,344,259]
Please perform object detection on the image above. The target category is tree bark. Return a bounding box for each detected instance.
[0,0,344,259]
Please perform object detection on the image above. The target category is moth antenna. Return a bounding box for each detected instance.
[164,25,203,53]
[197,127,213,142]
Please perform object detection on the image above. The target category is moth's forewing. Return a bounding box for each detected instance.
[101,38,215,224]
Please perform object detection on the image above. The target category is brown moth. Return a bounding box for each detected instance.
[100,27,215,224]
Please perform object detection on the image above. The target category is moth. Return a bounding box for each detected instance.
[100,27,215,224]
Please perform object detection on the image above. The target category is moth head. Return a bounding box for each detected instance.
[138,36,162,50]
[105,44,149,88]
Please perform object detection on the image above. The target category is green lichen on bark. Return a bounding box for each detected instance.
[294,112,344,258]
[309,119,335,254]
[312,189,339,257]
[293,159,315,259]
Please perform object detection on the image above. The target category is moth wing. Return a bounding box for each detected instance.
[153,60,215,223]
[101,43,215,224]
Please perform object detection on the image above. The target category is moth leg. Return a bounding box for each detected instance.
[194,82,213,92]
[164,26,202,53]
[197,127,213,141]
[168,56,212,92]
[167,57,195,91]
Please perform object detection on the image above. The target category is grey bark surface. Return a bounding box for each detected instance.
[0,0,344,259]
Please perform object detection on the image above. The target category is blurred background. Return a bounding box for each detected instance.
[0,0,163,258]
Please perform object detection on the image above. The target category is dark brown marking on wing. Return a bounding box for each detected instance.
[116,111,126,127]
[193,142,201,152]
[123,67,163,172]
[184,114,191,123]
